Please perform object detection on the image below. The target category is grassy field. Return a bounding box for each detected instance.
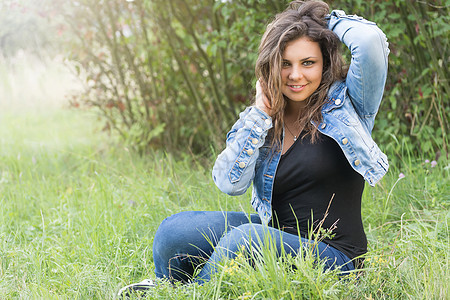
[0,56,449,299]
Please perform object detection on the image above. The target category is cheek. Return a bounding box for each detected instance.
[317,71,323,83]
[311,67,323,83]
[281,70,288,82]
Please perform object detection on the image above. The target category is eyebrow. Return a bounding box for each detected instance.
[282,56,317,61]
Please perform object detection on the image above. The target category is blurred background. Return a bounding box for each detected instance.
[1,0,448,161]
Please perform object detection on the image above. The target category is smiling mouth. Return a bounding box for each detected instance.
[287,84,306,91]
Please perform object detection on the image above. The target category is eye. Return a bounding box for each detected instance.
[282,61,291,67]
[302,60,314,66]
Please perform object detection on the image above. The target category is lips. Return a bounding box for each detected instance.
[287,84,306,92]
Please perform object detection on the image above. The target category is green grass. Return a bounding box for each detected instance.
[0,107,448,299]
[0,108,252,299]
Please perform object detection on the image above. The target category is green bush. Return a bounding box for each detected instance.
[57,0,284,154]
[61,0,448,159]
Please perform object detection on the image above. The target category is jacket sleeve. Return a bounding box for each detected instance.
[328,10,389,121]
[212,106,273,196]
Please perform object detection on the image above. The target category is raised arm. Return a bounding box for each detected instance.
[327,10,389,129]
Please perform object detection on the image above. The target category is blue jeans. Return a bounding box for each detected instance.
[153,211,354,283]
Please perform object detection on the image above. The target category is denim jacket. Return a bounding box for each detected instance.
[212,11,390,225]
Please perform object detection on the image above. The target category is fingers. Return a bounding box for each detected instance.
[256,80,262,96]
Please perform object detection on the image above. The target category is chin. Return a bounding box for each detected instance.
[283,93,309,103]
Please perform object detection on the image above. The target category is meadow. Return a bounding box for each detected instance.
[0,56,448,299]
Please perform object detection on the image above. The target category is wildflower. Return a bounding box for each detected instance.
[398,173,405,179]
[425,159,430,163]
[223,258,240,275]
[240,291,252,299]
[346,271,357,280]
[431,160,437,168]
[236,249,245,260]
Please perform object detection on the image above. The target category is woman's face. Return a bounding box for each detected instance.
[280,37,323,103]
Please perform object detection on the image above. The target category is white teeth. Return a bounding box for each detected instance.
[290,85,303,88]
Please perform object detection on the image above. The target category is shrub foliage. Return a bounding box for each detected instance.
[60,0,448,157]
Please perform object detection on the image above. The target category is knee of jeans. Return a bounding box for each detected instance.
[221,223,259,251]
[153,212,189,258]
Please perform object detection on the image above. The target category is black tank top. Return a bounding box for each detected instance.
[271,131,367,261]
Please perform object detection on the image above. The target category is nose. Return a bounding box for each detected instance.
[288,65,303,81]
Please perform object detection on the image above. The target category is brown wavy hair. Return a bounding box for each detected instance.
[255,0,347,147]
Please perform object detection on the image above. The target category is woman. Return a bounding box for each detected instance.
[119,0,389,296]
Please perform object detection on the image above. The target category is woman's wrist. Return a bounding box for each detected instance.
[254,104,271,116]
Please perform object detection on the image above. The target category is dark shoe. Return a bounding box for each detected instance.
[117,279,156,299]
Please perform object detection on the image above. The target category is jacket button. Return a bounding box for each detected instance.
[335,99,342,105]
[354,159,360,166]
[246,149,254,155]
[321,123,326,129]
[265,119,271,125]
[255,126,262,133]
[342,138,348,145]
[238,162,246,168]
[252,138,258,144]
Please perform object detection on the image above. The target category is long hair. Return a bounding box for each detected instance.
[255,0,346,147]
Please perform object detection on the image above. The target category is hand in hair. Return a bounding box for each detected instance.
[255,80,272,115]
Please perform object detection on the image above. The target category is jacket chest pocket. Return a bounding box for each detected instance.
[325,112,375,154]
[329,110,358,126]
